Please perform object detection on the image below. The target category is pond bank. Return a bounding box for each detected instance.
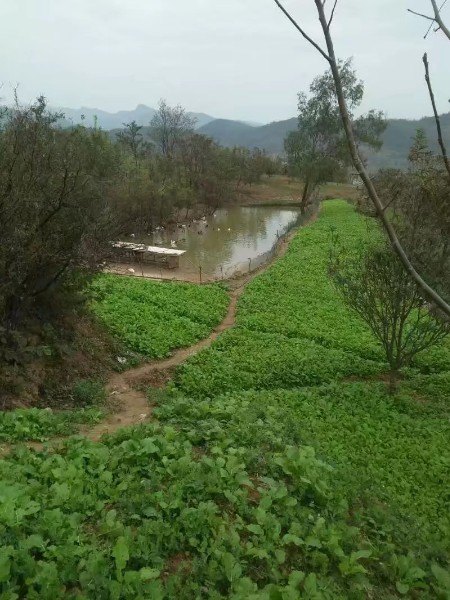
[107,205,315,283]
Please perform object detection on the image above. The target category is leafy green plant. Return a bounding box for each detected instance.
[1,201,449,598]
[0,407,103,442]
[91,276,229,358]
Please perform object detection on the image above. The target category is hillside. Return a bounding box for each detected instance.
[200,113,450,170]
[198,117,297,154]
[56,102,450,170]
[56,104,216,130]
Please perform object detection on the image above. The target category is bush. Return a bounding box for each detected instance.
[71,379,106,406]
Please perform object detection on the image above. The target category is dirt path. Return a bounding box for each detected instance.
[84,223,304,442]
[3,212,317,452]
[87,288,242,441]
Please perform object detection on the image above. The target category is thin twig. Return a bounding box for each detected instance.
[422,52,450,180]
[273,0,331,63]
[407,8,435,20]
[327,0,339,29]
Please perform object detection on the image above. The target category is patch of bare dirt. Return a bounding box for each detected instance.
[85,375,151,442]
[162,553,191,582]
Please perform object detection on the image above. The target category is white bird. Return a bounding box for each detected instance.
[170,240,177,248]
[217,228,220,232]
[130,233,135,238]
[227,228,231,232]
[127,268,135,274]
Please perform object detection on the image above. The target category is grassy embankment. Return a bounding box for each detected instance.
[238,175,359,206]
[1,201,449,598]
[0,281,229,441]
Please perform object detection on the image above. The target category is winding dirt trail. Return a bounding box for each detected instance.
[2,213,317,452]
[87,286,243,441]
[85,223,304,441]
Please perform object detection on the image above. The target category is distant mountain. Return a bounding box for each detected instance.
[56,104,216,130]
[198,118,297,155]
[365,113,450,170]
[54,102,450,171]
[200,113,450,171]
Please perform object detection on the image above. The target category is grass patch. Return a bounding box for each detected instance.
[90,276,229,359]
[0,406,104,443]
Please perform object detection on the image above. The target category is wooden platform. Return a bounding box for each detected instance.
[112,242,186,269]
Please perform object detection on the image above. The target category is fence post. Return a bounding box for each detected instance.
[199,265,202,283]
[248,258,251,273]
[220,265,223,280]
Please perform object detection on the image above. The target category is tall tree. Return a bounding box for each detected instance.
[285,60,386,214]
[116,120,144,165]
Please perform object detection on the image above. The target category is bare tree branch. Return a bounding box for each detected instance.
[422,53,450,180]
[274,0,450,317]
[430,0,450,40]
[408,1,450,39]
[407,8,435,21]
[327,0,339,29]
[273,0,331,63]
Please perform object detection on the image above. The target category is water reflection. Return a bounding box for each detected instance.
[128,206,299,277]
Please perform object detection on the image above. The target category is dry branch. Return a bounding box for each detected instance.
[273,0,331,62]
[431,0,450,40]
[273,0,450,317]
[423,53,450,180]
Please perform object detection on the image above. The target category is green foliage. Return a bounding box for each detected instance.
[156,381,450,546]
[91,275,229,358]
[285,59,386,209]
[175,328,383,398]
[1,201,449,597]
[71,379,107,406]
[0,423,414,599]
[0,407,103,443]
[329,240,449,375]
[172,200,450,590]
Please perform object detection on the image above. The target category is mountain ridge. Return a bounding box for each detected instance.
[55,104,217,130]
[53,103,450,170]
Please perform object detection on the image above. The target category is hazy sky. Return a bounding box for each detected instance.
[1,0,449,123]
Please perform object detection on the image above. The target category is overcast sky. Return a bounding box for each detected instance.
[1,0,449,123]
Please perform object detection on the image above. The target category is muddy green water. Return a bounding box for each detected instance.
[130,206,300,278]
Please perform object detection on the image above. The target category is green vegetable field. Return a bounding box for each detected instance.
[90,276,230,358]
[1,201,449,598]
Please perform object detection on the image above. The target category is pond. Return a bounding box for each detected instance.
[127,205,300,280]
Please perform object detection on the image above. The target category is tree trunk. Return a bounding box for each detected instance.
[388,370,399,396]
[300,182,310,215]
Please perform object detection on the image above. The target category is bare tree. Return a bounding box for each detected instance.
[422,53,450,181]
[273,0,450,318]
[150,99,196,159]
